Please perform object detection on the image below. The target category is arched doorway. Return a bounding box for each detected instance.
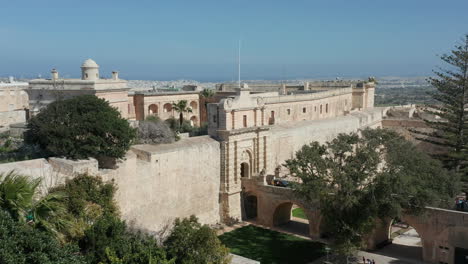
[240,162,250,178]
[273,202,310,237]
[148,104,158,115]
[243,194,257,220]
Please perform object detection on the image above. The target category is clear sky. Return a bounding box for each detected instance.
[1,0,467,81]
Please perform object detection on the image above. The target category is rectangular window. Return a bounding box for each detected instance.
[243,115,247,127]
[314,106,317,112]
[213,115,217,123]
[287,109,291,115]
[303,107,306,113]
[326,104,328,113]
[271,111,275,118]
[320,105,322,114]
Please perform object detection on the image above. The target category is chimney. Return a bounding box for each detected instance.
[51,69,59,80]
[112,71,119,80]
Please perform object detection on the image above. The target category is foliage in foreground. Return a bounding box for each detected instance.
[50,174,118,242]
[0,171,230,263]
[0,210,86,264]
[219,225,324,264]
[0,171,71,241]
[80,214,174,264]
[285,128,459,254]
[25,95,136,164]
[165,215,231,264]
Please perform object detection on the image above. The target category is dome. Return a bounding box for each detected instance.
[81,59,99,68]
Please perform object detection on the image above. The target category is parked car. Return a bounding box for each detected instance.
[273,179,289,187]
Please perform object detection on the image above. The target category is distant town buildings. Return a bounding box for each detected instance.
[0,78,28,130]
[25,59,201,125]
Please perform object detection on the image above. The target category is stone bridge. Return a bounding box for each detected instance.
[241,177,468,264]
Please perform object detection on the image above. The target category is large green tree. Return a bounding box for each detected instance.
[420,34,468,180]
[25,95,136,164]
[284,128,458,254]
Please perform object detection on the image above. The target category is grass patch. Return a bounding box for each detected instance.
[292,208,307,219]
[219,225,324,264]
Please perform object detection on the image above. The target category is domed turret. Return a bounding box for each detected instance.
[81,59,100,80]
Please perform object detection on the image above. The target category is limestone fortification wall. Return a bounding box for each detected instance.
[102,136,221,232]
[0,136,221,232]
[268,108,383,173]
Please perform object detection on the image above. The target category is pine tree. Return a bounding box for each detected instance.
[420,34,468,181]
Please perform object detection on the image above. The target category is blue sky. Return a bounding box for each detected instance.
[1,0,467,81]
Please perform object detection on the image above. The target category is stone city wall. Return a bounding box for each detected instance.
[103,136,221,232]
[268,108,383,173]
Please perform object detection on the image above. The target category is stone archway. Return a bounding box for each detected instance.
[368,216,426,261]
[271,201,321,238]
[163,103,172,113]
[148,104,158,115]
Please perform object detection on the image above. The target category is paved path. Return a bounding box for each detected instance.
[310,229,424,264]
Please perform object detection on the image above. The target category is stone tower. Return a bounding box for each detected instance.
[81,59,100,80]
[207,87,270,222]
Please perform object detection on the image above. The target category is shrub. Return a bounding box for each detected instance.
[0,210,86,264]
[49,174,118,241]
[25,95,136,165]
[80,214,174,264]
[137,119,175,144]
[164,215,231,264]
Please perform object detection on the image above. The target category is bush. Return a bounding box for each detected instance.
[25,95,136,165]
[164,215,231,264]
[0,210,86,264]
[138,119,175,144]
[80,214,174,264]
[165,117,193,134]
[49,174,118,241]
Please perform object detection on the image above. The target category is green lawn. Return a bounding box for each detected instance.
[292,208,307,219]
[219,225,324,264]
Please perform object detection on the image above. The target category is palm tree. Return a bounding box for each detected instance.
[172,100,192,128]
[0,171,40,220]
[0,171,70,240]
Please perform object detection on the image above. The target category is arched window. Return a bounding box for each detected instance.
[163,103,172,113]
[190,101,198,111]
[148,104,158,115]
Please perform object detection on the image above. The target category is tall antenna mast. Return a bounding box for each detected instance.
[238,39,241,88]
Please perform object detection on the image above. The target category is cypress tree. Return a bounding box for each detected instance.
[419,34,468,181]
